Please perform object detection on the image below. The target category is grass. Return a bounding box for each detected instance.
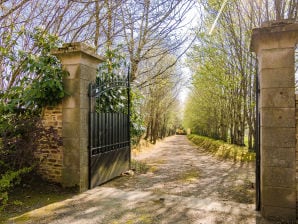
[188,134,255,162]
[178,168,200,182]
[131,159,150,174]
[0,174,77,223]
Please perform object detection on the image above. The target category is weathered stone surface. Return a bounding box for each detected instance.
[63,96,80,109]
[63,64,80,79]
[52,42,104,68]
[259,48,294,69]
[62,122,80,138]
[63,149,80,168]
[38,43,103,191]
[261,205,296,222]
[260,67,295,88]
[63,138,80,152]
[80,93,88,109]
[251,21,298,52]
[251,21,298,221]
[63,79,80,95]
[62,108,80,122]
[261,127,296,148]
[80,79,90,95]
[80,166,89,191]
[80,64,97,81]
[262,186,296,208]
[262,166,296,188]
[38,106,63,183]
[260,88,295,108]
[62,167,80,187]
[261,108,295,127]
[262,147,295,168]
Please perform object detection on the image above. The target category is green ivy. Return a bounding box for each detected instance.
[1,27,68,113]
[130,89,145,146]
[96,47,128,113]
[0,27,67,210]
[95,46,145,145]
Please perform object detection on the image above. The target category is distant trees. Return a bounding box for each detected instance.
[140,53,182,143]
[184,0,297,149]
[0,0,194,143]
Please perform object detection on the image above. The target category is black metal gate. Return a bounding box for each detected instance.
[88,69,130,189]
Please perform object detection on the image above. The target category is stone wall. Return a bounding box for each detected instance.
[38,105,63,183]
[34,42,103,191]
[251,21,298,221]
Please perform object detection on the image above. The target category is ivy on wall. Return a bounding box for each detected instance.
[0,27,67,210]
[0,27,68,114]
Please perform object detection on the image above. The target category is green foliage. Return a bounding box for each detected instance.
[188,134,255,162]
[95,46,145,146]
[0,113,62,210]
[184,0,257,148]
[96,47,128,113]
[0,167,32,211]
[130,89,145,146]
[131,159,149,174]
[1,27,68,113]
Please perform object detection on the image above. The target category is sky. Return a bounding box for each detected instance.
[178,4,202,105]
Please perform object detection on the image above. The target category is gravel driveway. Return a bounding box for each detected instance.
[9,135,275,224]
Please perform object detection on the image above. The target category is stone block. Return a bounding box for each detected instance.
[62,108,80,122]
[80,166,89,192]
[262,186,296,208]
[260,67,295,88]
[262,147,295,168]
[260,88,295,108]
[260,48,294,69]
[262,166,295,188]
[261,127,295,147]
[80,109,89,136]
[261,108,295,128]
[63,79,80,96]
[80,94,89,109]
[261,205,296,222]
[62,167,80,187]
[80,149,88,167]
[80,135,89,151]
[251,23,298,52]
[63,137,80,152]
[80,64,97,81]
[63,148,80,168]
[63,64,80,79]
[63,122,80,138]
[80,79,91,95]
[63,96,80,109]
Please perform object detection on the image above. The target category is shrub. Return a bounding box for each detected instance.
[0,167,32,211]
[188,134,255,162]
[0,27,66,210]
[0,27,68,114]
[0,113,61,210]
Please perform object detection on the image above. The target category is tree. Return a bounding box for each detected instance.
[141,53,182,143]
[185,0,297,149]
[120,0,195,82]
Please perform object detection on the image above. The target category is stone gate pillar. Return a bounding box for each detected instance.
[251,21,298,221]
[51,43,103,191]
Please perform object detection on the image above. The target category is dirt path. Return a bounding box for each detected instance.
[9,135,273,224]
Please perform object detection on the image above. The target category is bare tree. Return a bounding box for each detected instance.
[120,0,195,81]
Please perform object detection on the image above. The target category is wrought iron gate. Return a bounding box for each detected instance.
[88,69,130,189]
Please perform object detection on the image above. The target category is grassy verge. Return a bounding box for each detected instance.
[131,159,150,174]
[187,134,255,162]
[0,174,77,223]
